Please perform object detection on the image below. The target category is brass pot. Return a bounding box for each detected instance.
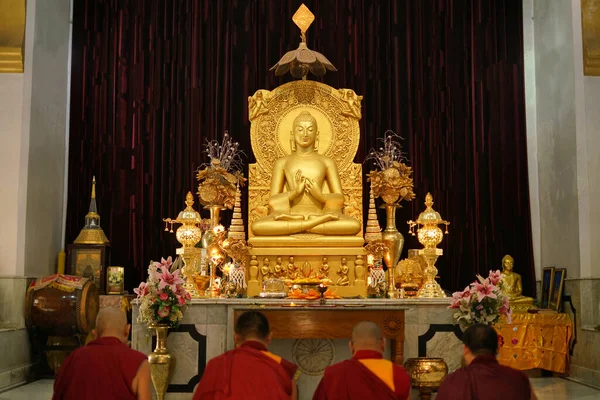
[148,324,175,400]
[404,357,448,400]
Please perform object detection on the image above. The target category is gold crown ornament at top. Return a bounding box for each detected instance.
[74,176,110,245]
[270,4,337,79]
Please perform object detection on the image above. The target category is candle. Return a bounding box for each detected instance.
[290,302,296,307]
[57,250,66,275]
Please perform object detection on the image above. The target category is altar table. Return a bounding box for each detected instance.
[233,307,405,365]
[495,313,573,373]
[132,298,458,400]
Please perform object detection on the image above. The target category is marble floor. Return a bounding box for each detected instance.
[0,377,598,399]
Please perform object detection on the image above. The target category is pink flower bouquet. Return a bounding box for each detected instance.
[449,270,512,329]
[134,257,191,328]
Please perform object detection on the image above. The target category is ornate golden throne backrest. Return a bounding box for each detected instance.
[247,80,363,238]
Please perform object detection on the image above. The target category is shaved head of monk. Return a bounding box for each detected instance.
[234,311,271,346]
[93,308,130,343]
[350,321,385,354]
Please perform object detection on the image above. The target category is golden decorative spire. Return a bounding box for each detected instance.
[365,187,382,242]
[74,176,110,244]
[270,4,337,79]
[228,183,246,240]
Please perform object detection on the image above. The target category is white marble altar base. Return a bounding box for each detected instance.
[132,298,460,400]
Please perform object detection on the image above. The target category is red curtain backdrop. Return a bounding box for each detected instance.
[67,0,534,296]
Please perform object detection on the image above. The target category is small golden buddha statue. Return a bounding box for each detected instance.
[501,254,534,311]
[251,111,361,236]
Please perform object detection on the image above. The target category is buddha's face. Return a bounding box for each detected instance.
[503,257,514,272]
[292,119,317,149]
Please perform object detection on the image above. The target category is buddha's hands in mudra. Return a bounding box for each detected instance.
[304,177,326,204]
[291,170,306,200]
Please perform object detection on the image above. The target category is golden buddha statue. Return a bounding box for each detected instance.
[250,111,361,236]
[500,254,534,311]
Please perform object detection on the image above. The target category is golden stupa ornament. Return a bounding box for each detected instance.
[364,187,382,242]
[407,193,450,298]
[270,4,337,79]
[163,192,203,298]
[74,176,110,245]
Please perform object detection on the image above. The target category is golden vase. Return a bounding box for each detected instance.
[404,357,448,400]
[382,204,404,297]
[148,324,174,400]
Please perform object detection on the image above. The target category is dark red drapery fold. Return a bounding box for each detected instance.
[67,0,535,296]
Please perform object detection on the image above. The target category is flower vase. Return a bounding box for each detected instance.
[200,205,223,248]
[382,204,404,295]
[148,324,174,400]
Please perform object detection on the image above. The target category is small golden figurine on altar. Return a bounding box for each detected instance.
[336,257,349,286]
[396,258,424,296]
[260,257,272,280]
[287,256,298,280]
[250,111,361,236]
[500,254,534,312]
[319,257,330,279]
[274,257,284,278]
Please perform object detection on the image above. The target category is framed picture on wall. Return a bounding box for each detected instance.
[541,267,555,309]
[548,268,566,312]
[67,244,110,294]
[107,266,125,294]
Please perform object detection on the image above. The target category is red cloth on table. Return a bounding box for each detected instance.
[52,336,147,400]
[193,340,297,400]
[436,354,531,400]
[313,350,411,400]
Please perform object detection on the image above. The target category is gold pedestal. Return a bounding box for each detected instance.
[176,247,202,298]
[247,247,367,298]
[417,248,445,298]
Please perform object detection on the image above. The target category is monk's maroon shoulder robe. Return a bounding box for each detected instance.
[436,355,531,400]
[193,340,297,400]
[313,350,411,400]
[52,336,147,400]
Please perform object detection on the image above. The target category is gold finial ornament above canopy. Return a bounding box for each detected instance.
[270,4,337,79]
[292,4,315,35]
[74,176,110,245]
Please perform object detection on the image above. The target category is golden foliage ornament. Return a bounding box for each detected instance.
[196,131,246,209]
[366,131,416,205]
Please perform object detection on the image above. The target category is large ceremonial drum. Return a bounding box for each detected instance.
[25,275,100,336]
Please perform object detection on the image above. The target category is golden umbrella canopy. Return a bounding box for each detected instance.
[270,4,337,79]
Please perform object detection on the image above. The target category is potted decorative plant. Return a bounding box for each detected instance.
[449,270,512,330]
[134,256,191,400]
[366,131,416,272]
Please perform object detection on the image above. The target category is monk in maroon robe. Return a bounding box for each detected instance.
[436,324,537,400]
[53,308,151,400]
[313,321,411,400]
[194,311,298,400]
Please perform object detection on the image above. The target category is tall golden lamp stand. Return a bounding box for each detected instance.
[407,193,450,298]
[163,192,203,298]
